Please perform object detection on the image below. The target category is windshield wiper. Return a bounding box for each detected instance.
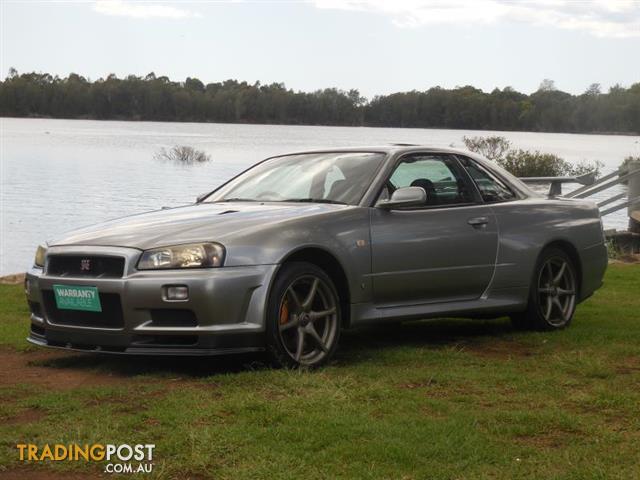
[282,198,347,205]
[212,198,259,203]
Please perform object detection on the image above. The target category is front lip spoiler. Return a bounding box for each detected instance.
[27,335,264,357]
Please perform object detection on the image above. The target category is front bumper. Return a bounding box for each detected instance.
[25,245,277,355]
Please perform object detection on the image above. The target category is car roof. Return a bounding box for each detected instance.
[271,145,470,157]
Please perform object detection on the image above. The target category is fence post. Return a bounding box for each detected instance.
[629,159,640,234]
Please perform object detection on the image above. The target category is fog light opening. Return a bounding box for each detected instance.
[164,285,189,301]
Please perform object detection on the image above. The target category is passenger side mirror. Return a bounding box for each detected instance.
[376,186,426,210]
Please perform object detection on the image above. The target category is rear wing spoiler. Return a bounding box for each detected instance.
[518,172,597,197]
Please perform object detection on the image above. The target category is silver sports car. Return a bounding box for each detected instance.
[25,146,608,367]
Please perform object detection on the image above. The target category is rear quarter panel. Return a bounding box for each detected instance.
[489,197,607,301]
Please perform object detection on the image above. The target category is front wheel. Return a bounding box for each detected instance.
[266,262,341,368]
[511,247,578,331]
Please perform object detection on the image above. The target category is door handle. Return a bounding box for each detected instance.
[467,216,489,227]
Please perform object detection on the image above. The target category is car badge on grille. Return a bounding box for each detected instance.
[80,259,91,271]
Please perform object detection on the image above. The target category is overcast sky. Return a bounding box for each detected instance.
[1,0,639,98]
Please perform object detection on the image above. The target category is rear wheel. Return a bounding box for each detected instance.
[511,247,578,331]
[266,262,341,368]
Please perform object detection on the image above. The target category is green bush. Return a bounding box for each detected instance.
[620,155,640,184]
[463,135,602,177]
[461,136,511,162]
[500,150,601,177]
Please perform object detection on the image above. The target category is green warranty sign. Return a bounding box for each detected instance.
[53,284,102,312]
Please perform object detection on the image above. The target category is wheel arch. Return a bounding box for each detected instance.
[272,246,352,328]
[539,239,583,298]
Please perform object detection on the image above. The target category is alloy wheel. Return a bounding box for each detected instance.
[277,274,339,366]
[537,257,576,327]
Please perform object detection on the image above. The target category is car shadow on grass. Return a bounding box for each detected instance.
[343,317,515,349]
[35,350,267,379]
[336,317,526,362]
[31,317,520,379]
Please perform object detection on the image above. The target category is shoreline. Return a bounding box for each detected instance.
[0,273,25,285]
[2,116,638,137]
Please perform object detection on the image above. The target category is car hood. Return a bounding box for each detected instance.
[49,202,350,250]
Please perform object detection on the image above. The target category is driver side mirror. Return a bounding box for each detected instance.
[376,186,426,210]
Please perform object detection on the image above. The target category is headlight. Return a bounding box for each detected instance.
[137,243,225,270]
[34,245,47,268]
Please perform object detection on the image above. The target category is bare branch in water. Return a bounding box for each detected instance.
[154,146,211,164]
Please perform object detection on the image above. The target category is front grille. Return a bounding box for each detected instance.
[47,255,125,278]
[42,290,124,328]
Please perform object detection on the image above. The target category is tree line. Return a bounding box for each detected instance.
[1,69,638,134]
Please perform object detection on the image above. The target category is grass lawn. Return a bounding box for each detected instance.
[0,264,639,479]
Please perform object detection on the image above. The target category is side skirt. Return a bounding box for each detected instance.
[348,286,529,327]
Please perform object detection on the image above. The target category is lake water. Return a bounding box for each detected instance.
[1,117,639,275]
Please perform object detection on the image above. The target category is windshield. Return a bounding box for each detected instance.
[205,152,387,206]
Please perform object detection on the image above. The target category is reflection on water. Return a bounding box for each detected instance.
[1,117,639,274]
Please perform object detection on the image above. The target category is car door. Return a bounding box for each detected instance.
[370,153,498,306]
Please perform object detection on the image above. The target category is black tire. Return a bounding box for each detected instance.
[266,262,341,368]
[510,247,578,331]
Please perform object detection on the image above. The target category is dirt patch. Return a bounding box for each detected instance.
[513,429,575,448]
[615,365,640,375]
[615,356,640,375]
[82,395,140,415]
[3,407,46,425]
[192,409,235,428]
[609,253,640,264]
[0,348,132,391]
[0,348,224,393]
[462,340,537,359]
[402,377,439,390]
[565,396,636,435]
[144,417,161,427]
[400,378,488,400]
[0,273,25,285]
[418,405,448,419]
[81,382,205,414]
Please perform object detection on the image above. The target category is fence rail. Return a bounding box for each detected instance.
[519,160,640,233]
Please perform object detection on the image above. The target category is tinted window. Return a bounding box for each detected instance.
[458,156,516,203]
[383,154,473,207]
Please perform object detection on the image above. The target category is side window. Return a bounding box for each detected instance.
[385,154,473,207]
[458,156,516,203]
